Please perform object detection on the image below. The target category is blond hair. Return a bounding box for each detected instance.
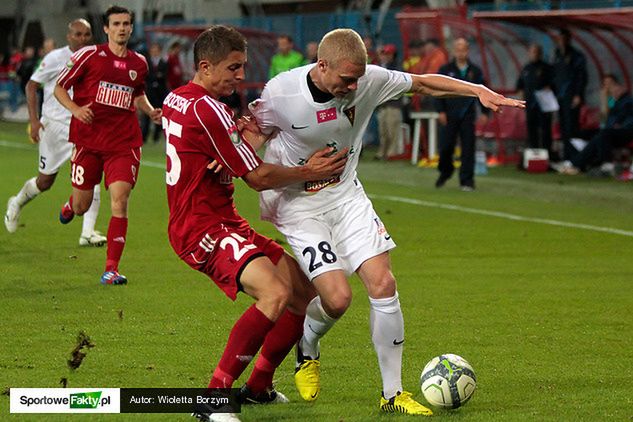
[318,28,367,67]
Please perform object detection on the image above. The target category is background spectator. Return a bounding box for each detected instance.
[268,34,304,79]
[552,28,588,161]
[142,42,168,143]
[375,44,403,160]
[166,41,185,90]
[516,43,554,155]
[303,41,318,64]
[556,74,633,175]
[435,38,489,191]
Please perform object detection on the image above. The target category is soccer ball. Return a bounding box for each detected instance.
[420,354,476,409]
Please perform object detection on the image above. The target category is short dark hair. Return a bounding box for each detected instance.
[104,5,133,26]
[193,25,247,69]
[603,73,620,84]
[278,34,293,43]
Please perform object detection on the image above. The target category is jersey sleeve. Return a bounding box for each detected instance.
[57,45,97,89]
[248,85,277,135]
[30,51,61,85]
[369,65,413,107]
[194,98,262,178]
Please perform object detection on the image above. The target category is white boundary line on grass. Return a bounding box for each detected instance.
[369,194,633,238]
[2,139,632,238]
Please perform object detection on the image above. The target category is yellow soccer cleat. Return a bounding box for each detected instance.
[380,391,433,416]
[294,359,321,401]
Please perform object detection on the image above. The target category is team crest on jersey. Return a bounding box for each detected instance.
[65,59,74,69]
[129,70,137,81]
[228,126,242,146]
[343,106,355,126]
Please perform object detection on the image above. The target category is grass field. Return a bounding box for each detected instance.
[1,119,632,421]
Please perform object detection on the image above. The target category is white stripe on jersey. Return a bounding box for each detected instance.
[203,97,233,130]
[57,45,97,88]
[237,143,258,170]
[196,96,258,173]
[193,98,238,175]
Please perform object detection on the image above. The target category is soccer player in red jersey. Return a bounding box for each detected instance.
[54,5,162,285]
[163,26,347,422]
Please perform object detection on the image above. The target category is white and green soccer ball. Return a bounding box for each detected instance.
[420,354,477,409]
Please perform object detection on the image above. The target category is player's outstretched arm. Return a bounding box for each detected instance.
[54,83,94,124]
[410,74,525,112]
[242,146,348,192]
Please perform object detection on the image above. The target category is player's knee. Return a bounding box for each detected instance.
[261,282,292,320]
[110,197,129,215]
[369,272,397,298]
[321,293,351,319]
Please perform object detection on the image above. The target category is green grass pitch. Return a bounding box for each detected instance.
[1,120,632,421]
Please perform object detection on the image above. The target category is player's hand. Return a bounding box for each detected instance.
[237,115,270,149]
[477,114,489,126]
[477,85,525,112]
[572,95,582,108]
[207,160,223,174]
[438,112,447,126]
[73,102,94,124]
[149,108,162,124]
[29,120,44,143]
[304,146,349,179]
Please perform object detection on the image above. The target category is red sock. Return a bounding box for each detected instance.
[105,216,128,272]
[246,309,305,393]
[208,304,274,388]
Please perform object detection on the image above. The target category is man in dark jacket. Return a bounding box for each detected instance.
[516,43,554,155]
[557,74,633,175]
[435,37,489,191]
[552,28,587,161]
[142,42,169,143]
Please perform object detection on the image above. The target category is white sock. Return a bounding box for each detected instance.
[15,177,41,207]
[369,292,404,399]
[299,296,337,362]
[81,184,101,237]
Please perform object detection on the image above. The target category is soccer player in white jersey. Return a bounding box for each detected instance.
[250,28,524,415]
[4,19,106,246]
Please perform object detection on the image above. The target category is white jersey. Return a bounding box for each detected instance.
[30,46,74,123]
[251,64,411,224]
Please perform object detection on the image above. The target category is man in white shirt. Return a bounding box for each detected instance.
[4,19,106,246]
[250,28,524,415]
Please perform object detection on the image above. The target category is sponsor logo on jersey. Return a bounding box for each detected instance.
[305,175,341,193]
[373,217,391,240]
[316,107,337,123]
[343,106,355,126]
[95,81,133,110]
[113,60,127,70]
[129,70,137,81]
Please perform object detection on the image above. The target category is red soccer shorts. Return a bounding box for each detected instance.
[182,226,285,300]
[70,146,142,189]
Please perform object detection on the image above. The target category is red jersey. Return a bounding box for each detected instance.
[57,43,148,152]
[163,82,262,257]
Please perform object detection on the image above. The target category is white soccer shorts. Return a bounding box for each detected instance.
[37,117,72,175]
[276,192,396,280]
